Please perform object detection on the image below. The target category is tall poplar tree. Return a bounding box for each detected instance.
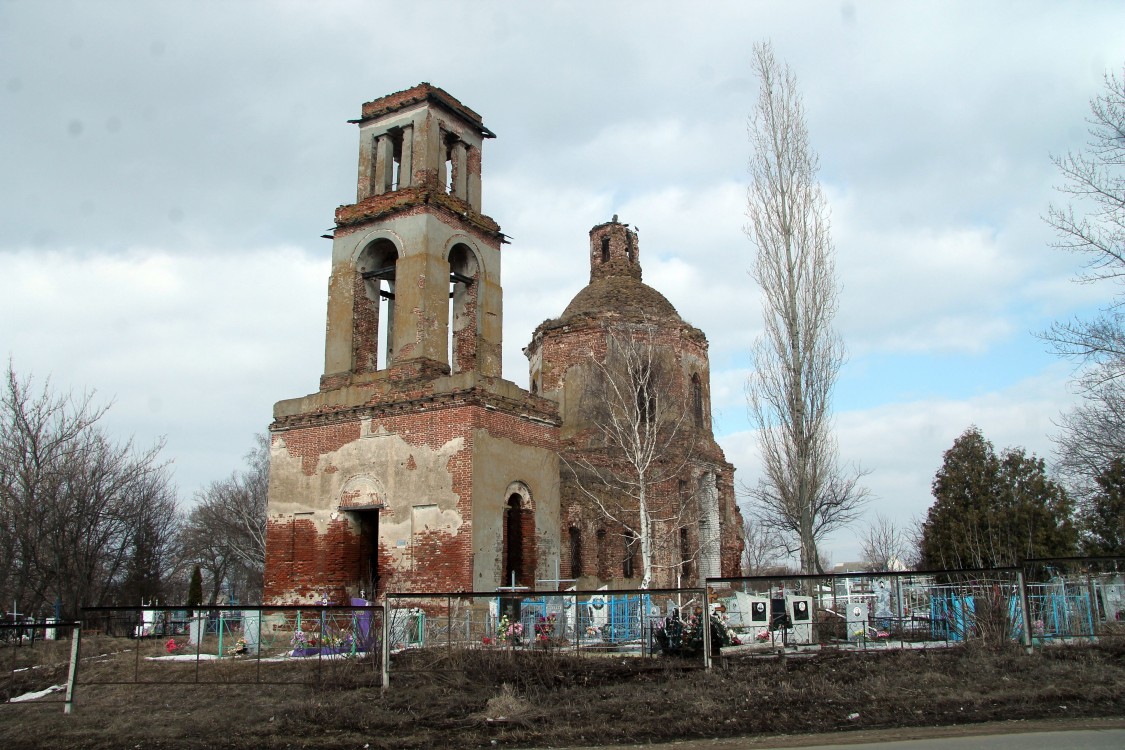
[744,41,866,574]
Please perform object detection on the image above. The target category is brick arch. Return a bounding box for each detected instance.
[442,234,487,276]
[338,474,387,509]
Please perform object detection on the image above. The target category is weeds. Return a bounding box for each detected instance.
[2,643,1123,749]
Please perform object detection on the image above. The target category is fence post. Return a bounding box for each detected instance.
[64,625,81,714]
[1084,571,1098,638]
[1016,568,1033,654]
[895,575,906,648]
[701,589,712,671]
[381,602,391,689]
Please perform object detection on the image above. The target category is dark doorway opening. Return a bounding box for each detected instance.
[347,509,380,599]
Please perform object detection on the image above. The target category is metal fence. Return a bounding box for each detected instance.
[8,557,1121,710]
[2,619,81,713]
[78,604,384,688]
[708,556,1125,652]
[383,587,713,684]
[1021,556,1125,642]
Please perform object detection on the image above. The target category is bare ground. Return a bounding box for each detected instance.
[2,641,1123,749]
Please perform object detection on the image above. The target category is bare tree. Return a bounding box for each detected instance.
[1043,67,1125,515]
[180,434,268,603]
[859,513,912,571]
[743,42,866,575]
[1053,378,1125,502]
[0,364,177,617]
[1043,67,1125,382]
[563,323,703,589]
[740,514,785,575]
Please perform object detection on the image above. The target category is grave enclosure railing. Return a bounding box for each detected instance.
[382,586,713,684]
[709,556,1125,652]
[77,604,385,689]
[7,556,1120,711]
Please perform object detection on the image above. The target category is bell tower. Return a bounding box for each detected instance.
[264,85,561,605]
[321,83,504,388]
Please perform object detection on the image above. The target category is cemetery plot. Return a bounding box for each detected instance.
[384,587,714,680]
[78,605,383,687]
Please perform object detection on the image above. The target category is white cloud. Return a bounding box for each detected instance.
[0,247,328,498]
[1,1,1122,543]
[721,362,1080,563]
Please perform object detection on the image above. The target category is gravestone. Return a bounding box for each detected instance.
[873,579,894,628]
[242,610,260,654]
[189,613,205,647]
[847,602,869,642]
[787,596,814,644]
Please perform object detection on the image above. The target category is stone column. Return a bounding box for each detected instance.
[374,134,394,194]
[451,140,468,199]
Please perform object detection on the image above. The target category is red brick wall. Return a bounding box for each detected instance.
[265,393,558,603]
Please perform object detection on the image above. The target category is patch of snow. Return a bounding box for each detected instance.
[9,684,63,703]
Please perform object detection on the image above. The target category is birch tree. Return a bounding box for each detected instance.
[744,41,866,575]
[564,323,701,589]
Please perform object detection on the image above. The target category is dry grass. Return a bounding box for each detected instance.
[2,639,1124,749]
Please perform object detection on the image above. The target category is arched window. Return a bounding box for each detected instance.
[448,243,480,374]
[680,528,692,582]
[692,373,704,426]
[623,530,638,579]
[504,494,524,587]
[595,528,607,580]
[600,236,610,263]
[568,527,582,579]
[356,239,399,371]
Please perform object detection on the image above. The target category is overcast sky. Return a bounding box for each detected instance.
[2,1,1123,564]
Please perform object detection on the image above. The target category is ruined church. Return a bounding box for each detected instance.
[263,84,742,604]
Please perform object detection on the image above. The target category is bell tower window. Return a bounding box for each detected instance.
[600,236,610,263]
[356,239,399,371]
[448,244,479,374]
[371,127,412,196]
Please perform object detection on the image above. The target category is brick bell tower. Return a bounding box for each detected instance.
[263,84,561,604]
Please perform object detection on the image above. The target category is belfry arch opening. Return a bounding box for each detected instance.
[356,239,399,371]
[448,243,479,374]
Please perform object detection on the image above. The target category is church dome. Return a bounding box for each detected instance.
[560,275,682,322]
[555,218,683,324]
